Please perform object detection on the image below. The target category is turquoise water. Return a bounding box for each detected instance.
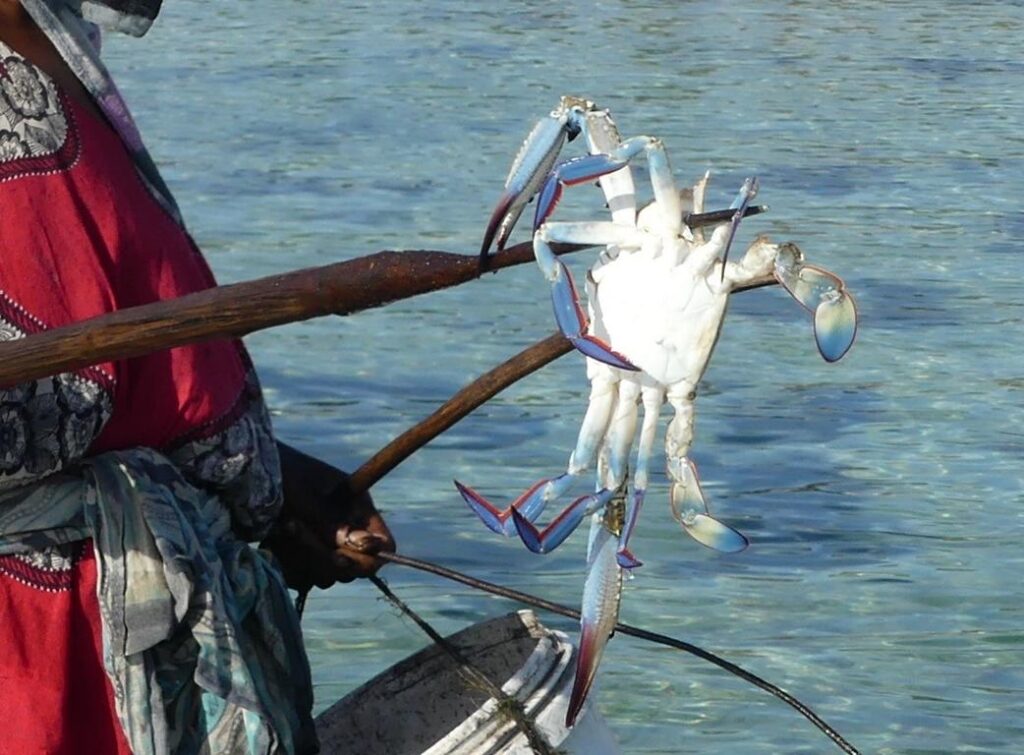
[106,2,1023,752]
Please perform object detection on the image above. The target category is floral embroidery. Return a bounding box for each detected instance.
[0,46,80,183]
[0,314,112,491]
[168,370,283,542]
[0,57,50,119]
[0,130,30,160]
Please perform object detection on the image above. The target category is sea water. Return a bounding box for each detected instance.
[106,2,1024,752]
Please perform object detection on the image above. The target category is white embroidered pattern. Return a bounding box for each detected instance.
[0,313,112,492]
[0,43,80,182]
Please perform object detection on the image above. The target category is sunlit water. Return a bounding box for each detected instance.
[105,2,1023,752]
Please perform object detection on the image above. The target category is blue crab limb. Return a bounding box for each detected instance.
[547,256,638,371]
[532,221,642,371]
[533,136,678,233]
[598,378,645,568]
[580,107,637,225]
[668,458,749,553]
[532,153,637,231]
[457,371,620,539]
[773,243,858,362]
[504,376,623,553]
[454,478,555,537]
[719,176,759,281]
[616,491,645,570]
[616,384,664,569]
[480,98,592,256]
[511,488,615,553]
[666,388,748,553]
[566,512,624,728]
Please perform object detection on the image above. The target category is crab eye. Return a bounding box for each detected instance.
[566,121,582,141]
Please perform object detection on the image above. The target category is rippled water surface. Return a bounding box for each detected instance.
[107,2,1023,752]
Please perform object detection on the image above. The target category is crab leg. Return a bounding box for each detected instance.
[513,376,640,553]
[456,371,618,540]
[616,383,664,569]
[718,177,759,280]
[566,503,624,727]
[665,386,748,553]
[579,107,636,226]
[534,221,640,371]
[533,136,678,232]
[481,99,590,256]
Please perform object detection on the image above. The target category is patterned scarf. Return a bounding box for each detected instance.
[63,0,163,37]
[0,449,316,754]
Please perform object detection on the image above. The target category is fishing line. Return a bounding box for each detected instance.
[374,550,861,755]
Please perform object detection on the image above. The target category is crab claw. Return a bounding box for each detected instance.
[566,516,623,727]
[481,115,574,257]
[551,260,638,370]
[669,460,749,553]
[454,478,555,537]
[814,292,858,362]
[774,244,858,362]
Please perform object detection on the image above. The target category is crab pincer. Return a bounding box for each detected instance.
[772,243,858,362]
[669,459,749,553]
[480,97,597,258]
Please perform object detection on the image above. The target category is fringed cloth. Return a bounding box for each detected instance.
[0,450,316,754]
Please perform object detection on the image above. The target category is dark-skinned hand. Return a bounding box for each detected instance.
[261,443,396,591]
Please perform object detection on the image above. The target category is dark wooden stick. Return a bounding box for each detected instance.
[0,240,586,389]
[351,332,572,493]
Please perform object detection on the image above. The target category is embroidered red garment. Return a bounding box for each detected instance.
[0,545,131,754]
[0,97,249,453]
[0,49,265,753]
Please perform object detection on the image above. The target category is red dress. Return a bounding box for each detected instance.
[0,44,282,754]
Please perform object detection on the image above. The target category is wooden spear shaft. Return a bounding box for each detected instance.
[0,239,579,389]
[0,205,765,390]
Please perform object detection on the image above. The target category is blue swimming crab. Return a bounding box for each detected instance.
[455,97,858,726]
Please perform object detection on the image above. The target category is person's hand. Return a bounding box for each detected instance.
[261,443,396,591]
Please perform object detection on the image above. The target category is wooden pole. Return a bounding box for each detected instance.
[0,205,767,389]
[350,332,572,493]
[0,240,582,389]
